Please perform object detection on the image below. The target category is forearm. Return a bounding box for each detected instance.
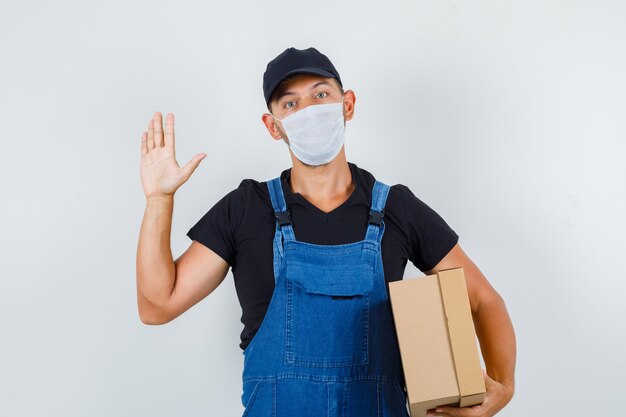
[473,294,517,393]
[136,195,176,321]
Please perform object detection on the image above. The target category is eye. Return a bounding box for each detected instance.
[284,101,296,109]
[315,91,328,98]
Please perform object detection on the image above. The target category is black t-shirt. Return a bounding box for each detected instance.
[187,161,459,351]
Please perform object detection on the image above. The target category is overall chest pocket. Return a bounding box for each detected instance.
[284,261,374,367]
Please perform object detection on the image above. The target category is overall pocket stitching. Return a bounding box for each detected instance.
[284,277,370,367]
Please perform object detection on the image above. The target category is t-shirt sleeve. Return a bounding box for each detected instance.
[397,184,459,272]
[186,182,247,267]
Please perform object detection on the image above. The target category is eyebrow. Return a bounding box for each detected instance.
[275,81,332,102]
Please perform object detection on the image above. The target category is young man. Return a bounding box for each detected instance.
[136,47,516,417]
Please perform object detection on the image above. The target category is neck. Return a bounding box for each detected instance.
[289,151,354,211]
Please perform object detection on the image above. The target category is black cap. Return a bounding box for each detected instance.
[263,47,343,107]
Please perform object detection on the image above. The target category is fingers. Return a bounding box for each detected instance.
[141,131,148,157]
[147,118,155,149]
[429,404,482,417]
[181,153,207,181]
[164,113,175,148]
[143,112,172,155]
[153,111,164,147]
[427,409,452,417]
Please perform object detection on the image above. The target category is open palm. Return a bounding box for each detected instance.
[140,112,206,199]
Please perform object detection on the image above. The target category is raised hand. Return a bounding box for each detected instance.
[140,112,207,200]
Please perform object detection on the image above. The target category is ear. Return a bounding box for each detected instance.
[342,90,356,122]
[261,113,284,141]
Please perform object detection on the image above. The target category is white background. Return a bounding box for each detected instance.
[1,1,624,416]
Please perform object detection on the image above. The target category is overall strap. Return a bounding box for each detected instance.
[267,177,296,242]
[365,180,391,243]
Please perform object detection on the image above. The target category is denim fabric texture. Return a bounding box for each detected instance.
[240,175,410,417]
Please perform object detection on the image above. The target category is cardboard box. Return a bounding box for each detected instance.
[388,267,486,417]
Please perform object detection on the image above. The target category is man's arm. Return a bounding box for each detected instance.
[136,111,229,325]
[425,243,516,413]
[136,195,230,324]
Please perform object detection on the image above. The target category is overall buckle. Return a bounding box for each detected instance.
[368,209,385,226]
[275,210,292,227]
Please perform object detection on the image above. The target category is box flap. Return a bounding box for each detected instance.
[437,268,486,404]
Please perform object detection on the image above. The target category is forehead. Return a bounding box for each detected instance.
[274,73,338,98]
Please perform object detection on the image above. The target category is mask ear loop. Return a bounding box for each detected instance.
[270,113,283,122]
[269,111,285,140]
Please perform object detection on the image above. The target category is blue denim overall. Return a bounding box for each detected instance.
[240,176,410,417]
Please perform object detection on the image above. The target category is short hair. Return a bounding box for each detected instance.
[267,74,344,113]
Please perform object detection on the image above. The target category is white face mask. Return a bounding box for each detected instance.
[271,98,346,166]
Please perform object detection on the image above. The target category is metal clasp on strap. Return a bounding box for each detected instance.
[368,208,385,226]
[275,210,292,227]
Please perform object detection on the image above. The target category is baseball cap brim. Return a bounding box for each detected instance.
[265,67,338,105]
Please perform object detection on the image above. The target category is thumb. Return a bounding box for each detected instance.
[181,153,207,180]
